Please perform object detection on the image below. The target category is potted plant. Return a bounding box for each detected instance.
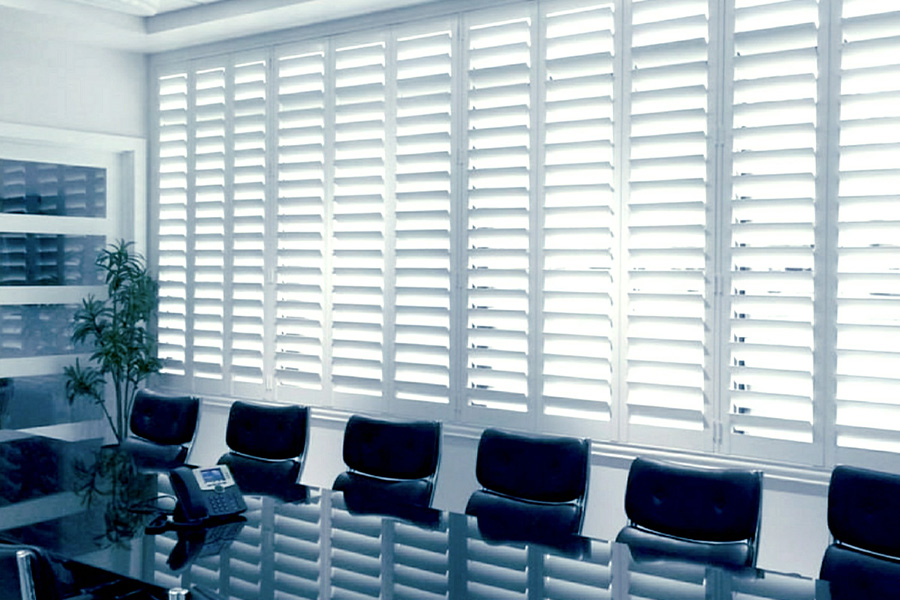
[64,239,163,443]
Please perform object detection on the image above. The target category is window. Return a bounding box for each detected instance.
[0,135,134,430]
[151,0,900,468]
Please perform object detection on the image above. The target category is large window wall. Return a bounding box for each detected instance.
[151,0,900,470]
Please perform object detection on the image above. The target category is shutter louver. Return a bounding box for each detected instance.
[393,26,453,406]
[728,0,819,455]
[331,39,387,398]
[543,541,612,599]
[465,519,528,599]
[835,2,900,455]
[465,10,533,414]
[231,59,268,390]
[192,66,227,383]
[273,498,322,599]
[275,47,327,393]
[391,520,449,600]
[157,71,190,377]
[625,0,710,444]
[540,0,616,428]
[330,506,384,599]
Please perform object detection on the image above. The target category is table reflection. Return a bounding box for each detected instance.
[0,432,839,600]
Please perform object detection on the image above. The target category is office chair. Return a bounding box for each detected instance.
[217,400,310,502]
[332,415,442,511]
[819,465,900,599]
[615,457,763,569]
[465,428,591,549]
[117,389,200,472]
[0,544,58,600]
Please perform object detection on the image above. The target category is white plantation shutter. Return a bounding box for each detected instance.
[274,45,328,397]
[157,70,190,377]
[230,57,268,393]
[540,0,616,435]
[192,64,228,386]
[272,498,322,599]
[624,0,711,448]
[329,506,384,599]
[391,519,449,600]
[726,0,819,461]
[542,541,612,599]
[464,8,534,419]
[331,37,387,401]
[392,24,454,410]
[464,518,528,599]
[835,1,900,460]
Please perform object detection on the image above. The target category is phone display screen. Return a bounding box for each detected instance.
[201,467,227,484]
[193,465,237,490]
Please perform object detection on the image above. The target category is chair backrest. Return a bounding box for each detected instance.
[226,401,309,461]
[827,465,900,559]
[342,415,441,481]
[129,389,200,446]
[624,457,763,545]
[474,428,590,505]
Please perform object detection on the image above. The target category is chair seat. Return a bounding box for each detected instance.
[116,438,188,472]
[218,453,307,503]
[820,544,900,599]
[333,471,433,507]
[616,525,755,569]
[466,489,583,543]
[334,488,443,529]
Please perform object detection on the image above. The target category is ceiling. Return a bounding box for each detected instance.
[0,0,442,53]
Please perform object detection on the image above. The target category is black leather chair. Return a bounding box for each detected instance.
[0,544,59,600]
[332,415,442,512]
[217,401,310,502]
[117,389,200,472]
[615,457,763,569]
[819,465,900,599]
[465,428,591,549]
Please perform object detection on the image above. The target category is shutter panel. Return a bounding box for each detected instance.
[835,3,900,458]
[465,8,534,416]
[192,65,228,385]
[157,70,190,377]
[540,0,616,433]
[331,38,387,400]
[391,519,450,600]
[273,498,322,599]
[393,24,454,408]
[230,58,269,393]
[465,518,528,599]
[543,541,612,599]
[274,46,327,396]
[624,0,711,448]
[329,505,385,599]
[726,0,819,461]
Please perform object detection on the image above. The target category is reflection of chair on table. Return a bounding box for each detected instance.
[117,389,200,472]
[217,401,310,503]
[333,415,442,526]
[615,457,763,569]
[819,465,900,599]
[465,428,591,555]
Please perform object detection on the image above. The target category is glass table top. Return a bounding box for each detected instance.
[0,431,840,599]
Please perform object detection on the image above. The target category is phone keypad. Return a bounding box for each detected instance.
[209,491,242,515]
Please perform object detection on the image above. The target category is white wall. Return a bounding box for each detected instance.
[0,28,146,138]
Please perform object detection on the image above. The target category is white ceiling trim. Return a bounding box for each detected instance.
[0,0,443,53]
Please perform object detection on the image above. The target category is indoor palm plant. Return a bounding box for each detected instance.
[64,239,163,443]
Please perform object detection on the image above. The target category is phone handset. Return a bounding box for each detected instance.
[170,465,247,524]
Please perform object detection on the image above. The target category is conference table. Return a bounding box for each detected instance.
[0,430,836,599]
